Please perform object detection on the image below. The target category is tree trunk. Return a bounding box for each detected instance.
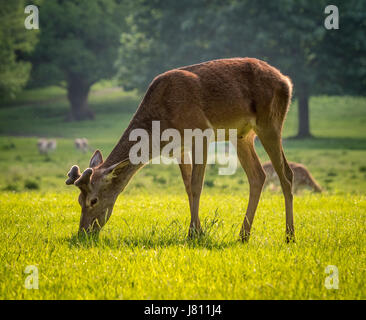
[296,86,312,138]
[66,76,94,121]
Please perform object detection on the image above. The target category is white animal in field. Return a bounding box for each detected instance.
[37,139,47,154]
[37,139,57,155]
[75,138,89,153]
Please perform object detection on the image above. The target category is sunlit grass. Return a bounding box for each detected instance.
[0,192,364,299]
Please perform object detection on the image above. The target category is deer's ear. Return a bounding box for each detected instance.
[89,150,103,168]
[103,159,130,178]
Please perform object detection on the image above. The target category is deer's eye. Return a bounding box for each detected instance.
[90,198,98,206]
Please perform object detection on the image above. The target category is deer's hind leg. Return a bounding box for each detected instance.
[236,133,266,242]
[257,129,294,242]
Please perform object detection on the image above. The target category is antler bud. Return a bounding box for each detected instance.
[74,168,93,188]
[66,165,81,185]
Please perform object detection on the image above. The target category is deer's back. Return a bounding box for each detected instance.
[139,58,292,135]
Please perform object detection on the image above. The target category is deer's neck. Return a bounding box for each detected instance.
[111,161,145,195]
[103,111,152,167]
[102,109,153,193]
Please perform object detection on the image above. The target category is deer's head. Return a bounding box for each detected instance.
[66,150,129,233]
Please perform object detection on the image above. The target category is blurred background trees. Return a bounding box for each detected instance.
[117,0,366,138]
[30,0,129,120]
[1,0,365,136]
[0,0,38,99]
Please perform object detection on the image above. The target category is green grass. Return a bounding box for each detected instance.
[1,136,366,194]
[0,86,365,299]
[0,80,120,107]
[0,192,365,299]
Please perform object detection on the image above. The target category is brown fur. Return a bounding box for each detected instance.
[263,161,322,193]
[66,58,295,241]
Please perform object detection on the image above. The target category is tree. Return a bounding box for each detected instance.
[117,0,328,137]
[0,0,38,99]
[117,0,222,92]
[31,0,128,120]
[117,0,365,138]
[315,1,366,97]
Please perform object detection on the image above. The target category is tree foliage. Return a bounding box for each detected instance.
[31,0,129,120]
[117,0,366,137]
[0,0,38,99]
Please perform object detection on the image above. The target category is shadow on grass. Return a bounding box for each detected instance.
[67,227,242,250]
[65,212,282,250]
[67,233,241,250]
[283,137,366,150]
[254,136,366,151]
[65,230,293,251]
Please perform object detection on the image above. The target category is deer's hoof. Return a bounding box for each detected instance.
[188,228,203,239]
[239,230,250,243]
[286,233,296,243]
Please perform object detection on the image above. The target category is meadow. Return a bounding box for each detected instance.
[0,87,365,299]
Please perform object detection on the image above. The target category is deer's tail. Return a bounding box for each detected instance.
[268,75,293,125]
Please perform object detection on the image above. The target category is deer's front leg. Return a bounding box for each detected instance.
[179,161,193,214]
[188,141,208,238]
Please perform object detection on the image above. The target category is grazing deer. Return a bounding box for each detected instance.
[66,58,294,242]
[37,139,57,155]
[263,161,322,193]
[75,138,89,153]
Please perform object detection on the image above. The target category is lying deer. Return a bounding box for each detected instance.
[263,161,322,193]
[66,58,294,242]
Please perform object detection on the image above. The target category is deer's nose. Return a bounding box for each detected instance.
[79,216,100,233]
